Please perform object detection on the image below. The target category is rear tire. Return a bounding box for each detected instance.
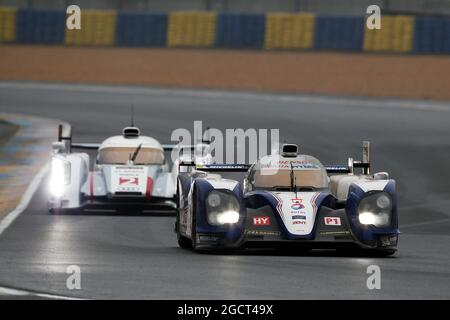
[177,233,192,249]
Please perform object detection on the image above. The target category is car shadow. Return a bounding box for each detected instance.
[192,247,396,258]
[49,208,176,217]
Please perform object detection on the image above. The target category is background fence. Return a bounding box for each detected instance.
[1,0,450,16]
[0,6,449,54]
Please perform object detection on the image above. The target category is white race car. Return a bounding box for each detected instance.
[48,125,179,214]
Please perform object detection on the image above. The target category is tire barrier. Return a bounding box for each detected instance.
[264,13,314,49]
[216,13,266,48]
[0,7,16,43]
[314,15,364,51]
[65,10,117,46]
[364,15,414,53]
[116,12,167,47]
[1,6,448,55]
[16,9,65,44]
[167,11,216,47]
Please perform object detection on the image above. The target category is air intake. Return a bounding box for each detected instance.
[123,127,140,138]
[281,144,298,157]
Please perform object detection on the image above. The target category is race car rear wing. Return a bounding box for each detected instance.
[178,162,251,172]
[55,124,101,153]
[71,143,100,150]
[325,141,371,175]
[196,164,252,172]
[161,144,178,151]
[178,141,371,175]
[56,124,179,153]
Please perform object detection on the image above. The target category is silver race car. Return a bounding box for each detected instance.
[48,124,179,214]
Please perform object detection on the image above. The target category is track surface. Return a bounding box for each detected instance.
[0,82,449,299]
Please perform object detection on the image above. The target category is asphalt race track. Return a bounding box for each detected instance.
[0,82,449,299]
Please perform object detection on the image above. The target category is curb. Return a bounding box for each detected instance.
[0,119,19,145]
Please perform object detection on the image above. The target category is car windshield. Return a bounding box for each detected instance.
[250,155,328,190]
[98,147,164,165]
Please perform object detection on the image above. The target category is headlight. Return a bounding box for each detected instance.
[49,158,71,197]
[358,192,392,227]
[206,190,240,225]
[207,192,221,207]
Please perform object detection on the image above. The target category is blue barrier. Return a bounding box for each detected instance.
[16,9,65,44]
[116,12,167,47]
[216,13,265,48]
[314,15,364,51]
[445,18,450,53]
[414,17,450,54]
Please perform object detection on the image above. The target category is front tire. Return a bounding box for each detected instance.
[176,184,192,249]
[191,188,201,252]
[177,233,192,249]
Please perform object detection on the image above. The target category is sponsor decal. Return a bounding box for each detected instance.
[246,230,280,236]
[260,160,320,170]
[253,216,270,226]
[292,215,306,220]
[293,221,306,225]
[319,231,351,236]
[119,177,139,186]
[324,217,341,226]
[290,198,305,211]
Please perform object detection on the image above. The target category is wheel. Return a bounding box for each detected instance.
[176,185,192,249]
[371,249,396,257]
[190,188,200,252]
[177,232,192,249]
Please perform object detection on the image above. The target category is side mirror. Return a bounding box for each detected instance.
[179,160,195,173]
[52,141,66,154]
[374,172,390,180]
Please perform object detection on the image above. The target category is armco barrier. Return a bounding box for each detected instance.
[16,9,65,44]
[116,12,167,47]
[314,15,364,51]
[264,13,315,49]
[216,13,265,48]
[65,10,117,46]
[364,15,414,53]
[0,7,16,42]
[167,11,216,47]
[414,16,450,54]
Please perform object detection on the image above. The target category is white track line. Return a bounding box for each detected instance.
[0,163,49,236]
[0,163,83,300]
[0,285,82,300]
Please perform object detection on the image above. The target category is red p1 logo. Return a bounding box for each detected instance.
[324,217,341,226]
[253,216,270,226]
